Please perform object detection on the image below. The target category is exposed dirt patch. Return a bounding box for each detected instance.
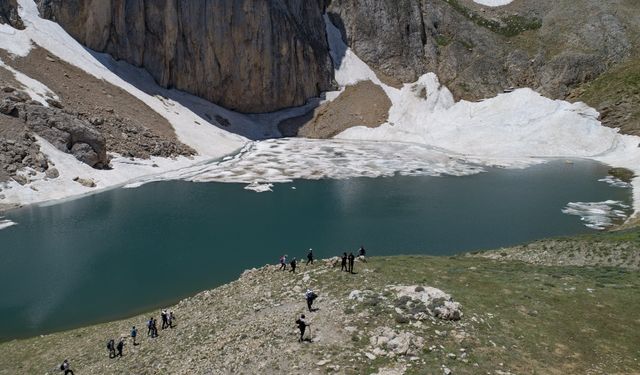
[0,47,194,158]
[279,80,391,138]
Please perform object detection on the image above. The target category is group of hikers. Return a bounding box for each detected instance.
[291,246,367,342]
[280,246,366,274]
[104,310,176,359]
[59,309,178,371]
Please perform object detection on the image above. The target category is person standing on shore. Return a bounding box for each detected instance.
[60,359,74,375]
[306,248,314,265]
[341,252,348,272]
[147,317,154,336]
[358,245,367,262]
[152,318,159,338]
[107,338,116,358]
[116,338,125,357]
[290,257,297,273]
[161,309,168,330]
[348,252,355,273]
[131,326,138,346]
[296,314,310,342]
[168,311,176,328]
[279,254,287,271]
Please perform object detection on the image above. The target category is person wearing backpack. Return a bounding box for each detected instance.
[116,338,125,357]
[295,314,310,342]
[290,257,297,273]
[131,326,138,346]
[59,359,74,375]
[107,338,116,358]
[305,289,317,312]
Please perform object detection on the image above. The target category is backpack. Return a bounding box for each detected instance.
[60,363,65,371]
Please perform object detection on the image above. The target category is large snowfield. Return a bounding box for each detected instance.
[1,0,640,229]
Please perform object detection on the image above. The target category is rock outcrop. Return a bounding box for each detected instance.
[1,87,109,169]
[327,0,639,101]
[36,0,335,113]
[0,0,24,30]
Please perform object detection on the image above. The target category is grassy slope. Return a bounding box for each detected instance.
[572,58,640,136]
[1,231,639,374]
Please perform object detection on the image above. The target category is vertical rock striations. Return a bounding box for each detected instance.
[37,0,335,113]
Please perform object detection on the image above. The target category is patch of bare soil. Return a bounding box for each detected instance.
[1,47,194,158]
[279,80,391,138]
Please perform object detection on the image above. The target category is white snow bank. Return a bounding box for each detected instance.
[473,0,514,6]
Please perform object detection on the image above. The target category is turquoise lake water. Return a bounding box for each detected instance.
[0,160,632,340]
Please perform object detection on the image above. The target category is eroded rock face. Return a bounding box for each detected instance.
[37,0,335,113]
[0,0,24,30]
[327,0,637,101]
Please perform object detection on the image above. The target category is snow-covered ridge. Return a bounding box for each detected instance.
[473,0,514,7]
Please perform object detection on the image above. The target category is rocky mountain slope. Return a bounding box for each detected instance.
[2,238,639,374]
[36,0,335,113]
[327,0,640,101]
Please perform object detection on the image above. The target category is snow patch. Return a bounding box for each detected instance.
[562,201,631,230]
[473,0,514,6]
[244,181,274,193]
[0,57,58,105]
[599,176,632,189]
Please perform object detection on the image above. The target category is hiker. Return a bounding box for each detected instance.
[358,245,367,262]
[152,318,159,338]
[305,289,317,312]
[131,326,138,346]
[341,252,348,272]
[348,252,355,273]
[107,338,116,358]
[290,257,297,273]
[60,359,74,375]
[279,254,287,271]
[161,309,168,329]
[306,248,314,265]
[296,314,310,342]
[116,338,125,357]
[168,311,176,328]
[147,317,154,336]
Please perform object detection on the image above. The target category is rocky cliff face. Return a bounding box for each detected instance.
[327,0,640,101]
[36,0,335,113]
[0,0,24,29]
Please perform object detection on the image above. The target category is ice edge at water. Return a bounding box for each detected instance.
[562,200,631,230]
[0,217,17,230]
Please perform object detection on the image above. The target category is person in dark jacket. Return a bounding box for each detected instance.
[348,252,355,273]
[341,252,348,272]
[131,326,138,346]
[107,338,116,358]
[296,314,310,342]
[60,359,74,375]
[290,257,297,273]
[116,338,125,357]
[306,248,314,265]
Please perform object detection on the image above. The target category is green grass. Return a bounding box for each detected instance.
[311,255,640,374]
[442,0,542,37]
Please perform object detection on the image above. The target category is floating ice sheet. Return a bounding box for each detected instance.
[168,138,488,187]
[598,176,632,189]
[0,217,17,230]
[562,200,631,230]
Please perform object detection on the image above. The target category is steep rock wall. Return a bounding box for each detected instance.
[327,0,639,101]
[37,0,335,113]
